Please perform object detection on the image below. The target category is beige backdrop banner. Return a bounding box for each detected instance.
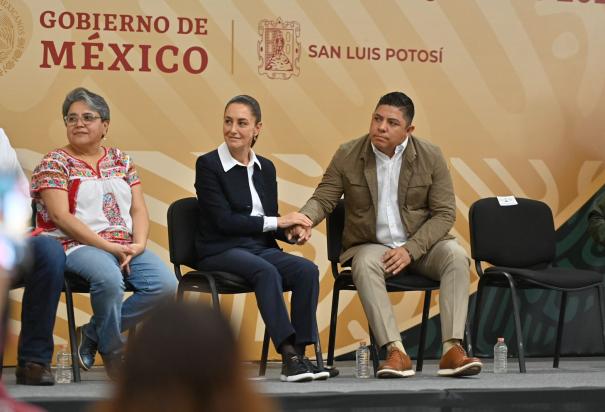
[1,0,604,363]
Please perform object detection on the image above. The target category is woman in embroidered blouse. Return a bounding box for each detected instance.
[31,87,177,378]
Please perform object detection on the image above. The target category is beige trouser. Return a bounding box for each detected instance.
[347,239,470,348]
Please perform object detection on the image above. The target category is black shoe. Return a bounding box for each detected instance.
[301,357,330,380]
[325,365,340,378]
[280,355,314,382]
[15,362,55,386]
[101,351,125,381]
[76,324,97,370]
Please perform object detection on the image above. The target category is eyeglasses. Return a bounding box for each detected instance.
[64,114,102,126]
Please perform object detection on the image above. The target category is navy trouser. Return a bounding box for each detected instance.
[197,245,319,350]
[17,236,65,366]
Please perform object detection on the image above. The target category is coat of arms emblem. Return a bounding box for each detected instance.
[0,1,26,76]
[258,18,300,80]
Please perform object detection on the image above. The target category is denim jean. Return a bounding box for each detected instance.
[17,236,65,366]
[65,246,177,355]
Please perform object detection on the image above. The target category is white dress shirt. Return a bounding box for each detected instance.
[0,128,33,261]
[0,128,30,198]
[217,143,277,232]
[372,138,409,248]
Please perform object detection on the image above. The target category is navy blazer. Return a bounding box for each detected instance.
[194,149,288,258]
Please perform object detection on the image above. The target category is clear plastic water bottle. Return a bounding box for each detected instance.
[493,337,507,374]
[355,341,370,378]
[55,345,73,384]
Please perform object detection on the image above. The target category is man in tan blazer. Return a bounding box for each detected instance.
[291,92,482,378]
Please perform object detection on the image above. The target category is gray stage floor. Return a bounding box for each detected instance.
[3,357,605,402]
[255,357,605,394]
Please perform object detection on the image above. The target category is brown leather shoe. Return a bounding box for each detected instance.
[376,348,415,378]
[438,344,482,377]
[15,362,55,386]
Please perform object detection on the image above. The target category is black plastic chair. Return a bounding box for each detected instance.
[167,197,324,376]
[20,204,136,382]
[325,199,440,375]
[1,272,130,383]
[468,197,605,372]
[63,271,140,382]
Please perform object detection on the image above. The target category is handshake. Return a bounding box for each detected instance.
[277,212,313,245]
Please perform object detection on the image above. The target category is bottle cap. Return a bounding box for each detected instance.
[497,337,504,343]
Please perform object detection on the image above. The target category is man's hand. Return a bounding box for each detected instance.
[285,225,312,245]
[277,212,313,229]
[382,246,412,275]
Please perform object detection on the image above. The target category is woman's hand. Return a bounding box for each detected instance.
[285,225,312,244]
[129,243,146,257]
[277,212,313,229]
[105,242,136,275]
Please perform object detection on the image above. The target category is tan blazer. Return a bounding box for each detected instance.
[300,134,456,263]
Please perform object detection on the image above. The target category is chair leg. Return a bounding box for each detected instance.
[208,277,220,312]
[259,328,270,376]
[176,282,185,301]
[64,281,81,382]
[597,285,605,353]
[506,274,526,373]
[553,291,567,368]
[326,284,341,366]
[368,327,380,377]
[416,290,431,372]
[470,277,485,358]
[313,322,324,369]
[464,294,475,355]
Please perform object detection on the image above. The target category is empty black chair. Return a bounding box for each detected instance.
[325,199,440,374]
[468,197,605,372]
[167,197,323,376]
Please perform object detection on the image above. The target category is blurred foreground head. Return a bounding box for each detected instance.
[102,301,274,412]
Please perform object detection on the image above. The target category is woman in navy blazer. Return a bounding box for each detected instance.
[194,95,327,382]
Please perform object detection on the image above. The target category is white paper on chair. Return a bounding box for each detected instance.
[497,196,518,206]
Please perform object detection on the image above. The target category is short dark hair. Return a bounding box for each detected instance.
[225,95,262,123]
[62,87,110,121]
[375,92,414,125]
